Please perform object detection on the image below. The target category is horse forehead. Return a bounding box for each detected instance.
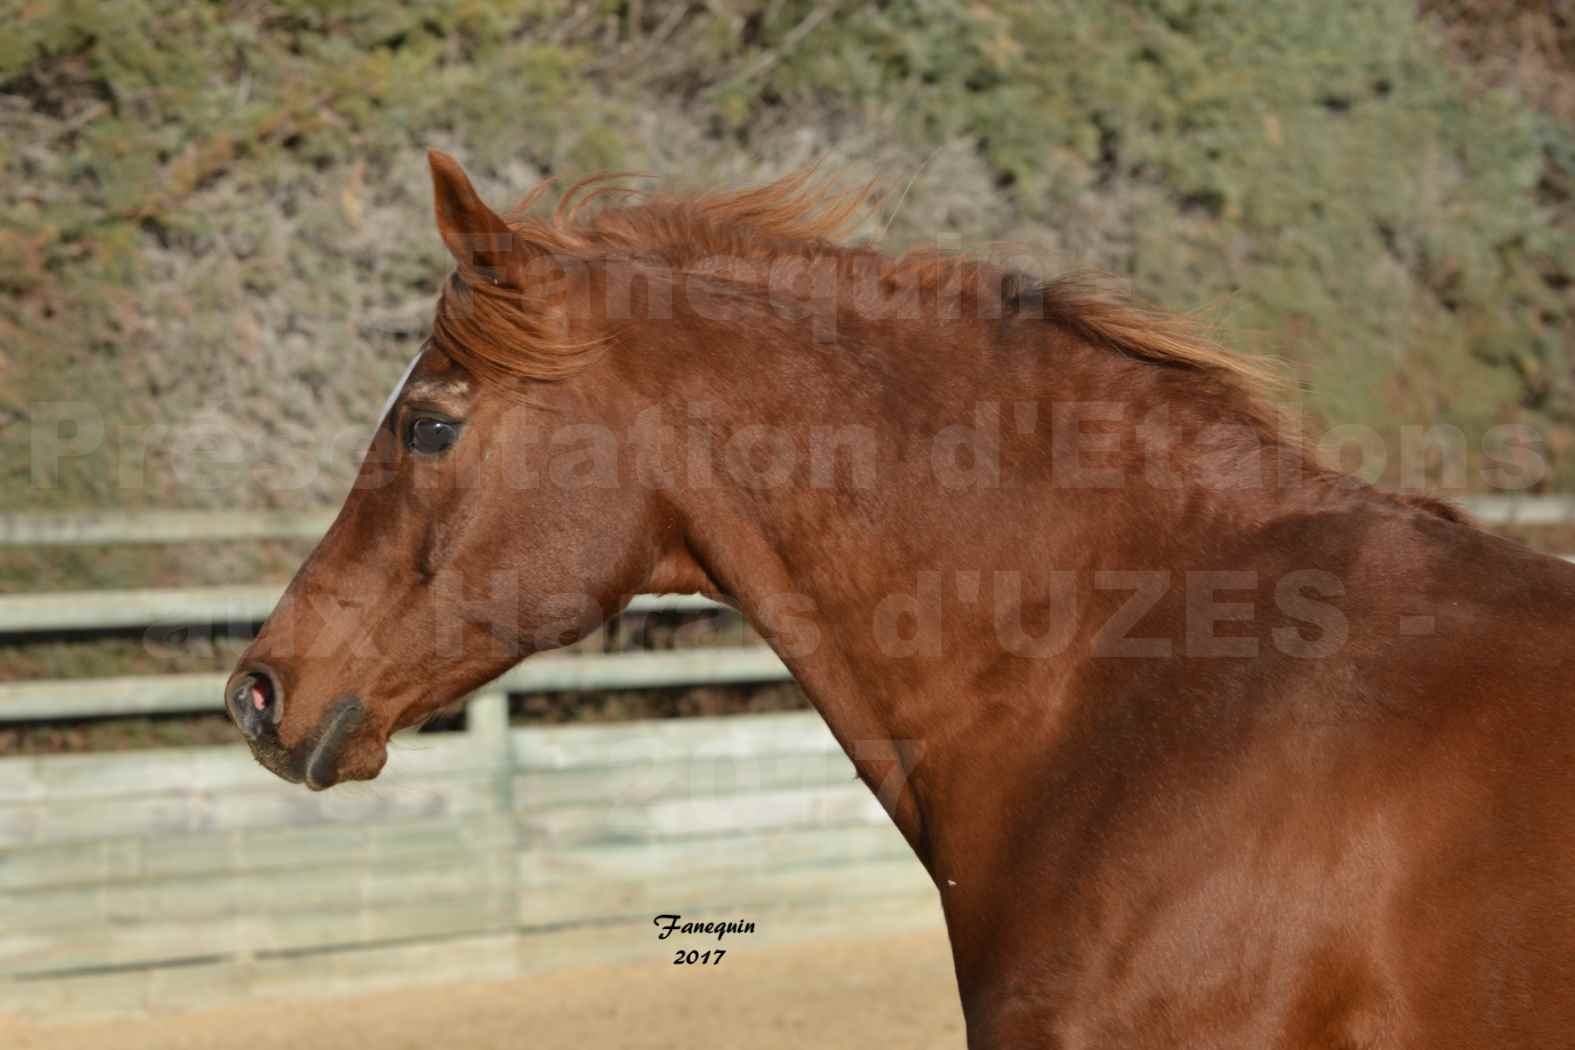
[403,372,474,400]
[377,350,476,424]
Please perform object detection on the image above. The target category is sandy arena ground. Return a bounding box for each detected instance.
[0,931,964,1050]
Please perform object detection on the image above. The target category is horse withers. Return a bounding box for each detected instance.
[227,151,1575,1048]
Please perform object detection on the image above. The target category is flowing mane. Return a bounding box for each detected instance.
[432,170,1291,435]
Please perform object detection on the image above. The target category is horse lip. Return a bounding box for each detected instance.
[304,697,364,791]
[244,733,305,784]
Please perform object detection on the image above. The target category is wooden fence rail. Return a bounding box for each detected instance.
[0,510,336,547]
[0,647,792,721]
[0,508,941,1018]
[0,585,722,635]
[0,709,941,1016]
[1,495,1563,549]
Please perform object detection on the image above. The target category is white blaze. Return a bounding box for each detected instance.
[378,352,423,426]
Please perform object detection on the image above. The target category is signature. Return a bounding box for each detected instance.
[653,914,756,964]
[652,914,757,941]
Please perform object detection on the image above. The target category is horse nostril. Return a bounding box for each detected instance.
[227,668,282,740]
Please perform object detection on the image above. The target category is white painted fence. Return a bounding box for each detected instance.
[0,510,941,1016]
[0,708,939,1016]
[0,495,1555,549]
[0,510,335,547]
[0,585,721,634]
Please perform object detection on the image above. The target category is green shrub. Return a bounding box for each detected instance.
[1,0,1569,591]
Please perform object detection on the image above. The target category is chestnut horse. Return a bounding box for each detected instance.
[227,151,1575,1047]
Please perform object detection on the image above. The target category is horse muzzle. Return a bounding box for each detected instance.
[224,668,378,790]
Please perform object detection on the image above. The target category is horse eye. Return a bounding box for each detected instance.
[405,416,459,455]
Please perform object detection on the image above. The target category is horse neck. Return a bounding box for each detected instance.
[623,304,1307,862]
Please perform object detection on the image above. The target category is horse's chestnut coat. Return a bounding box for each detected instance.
[229,151,1575,1048]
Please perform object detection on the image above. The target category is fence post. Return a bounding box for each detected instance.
[466,690,518,938]
[466,690,509,750]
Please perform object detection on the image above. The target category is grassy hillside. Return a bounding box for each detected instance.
[2,0,1571,591]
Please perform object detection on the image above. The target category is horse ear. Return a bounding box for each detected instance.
[427,149,528,287]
